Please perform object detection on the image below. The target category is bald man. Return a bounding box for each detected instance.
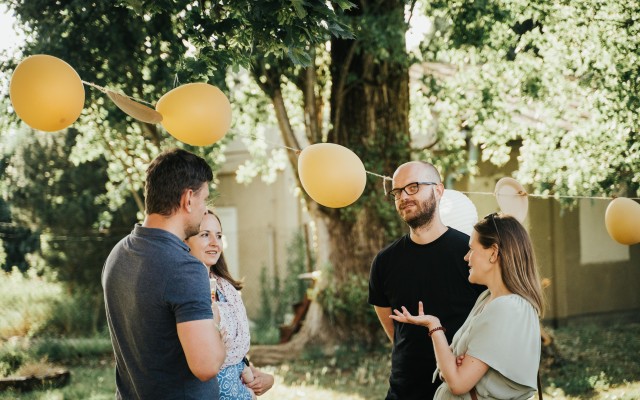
[368,161,485,400]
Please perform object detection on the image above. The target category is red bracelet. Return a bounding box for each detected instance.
[428,326,446,337]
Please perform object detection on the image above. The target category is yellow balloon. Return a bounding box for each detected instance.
[156,83,231,146]
[10,55,85,132]
[298,143,367,208]
[605,197,640,245]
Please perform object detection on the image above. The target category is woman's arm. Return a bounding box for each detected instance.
[390,301,489,395]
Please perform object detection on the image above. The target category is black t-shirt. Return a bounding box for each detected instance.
[369,228,485,400]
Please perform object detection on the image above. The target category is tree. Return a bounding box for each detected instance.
[418,0,639,199]
[1,127,138,288]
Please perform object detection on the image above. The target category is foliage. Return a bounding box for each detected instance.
[0,164,39,273]
[0,268,108,339]
[0,0,228,222]
[0,268,63,339]
[420,0,640,199]
[252,230,313,344]
[317,264,384,345]
[1,127,138,293]
[252,265,283,345]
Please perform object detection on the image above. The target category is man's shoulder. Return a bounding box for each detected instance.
[440,228,471,250]
[375,235,407,258]
[444,227,470,242]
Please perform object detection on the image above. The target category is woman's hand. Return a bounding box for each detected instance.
[245,367,274,396]
[389,301,441,330]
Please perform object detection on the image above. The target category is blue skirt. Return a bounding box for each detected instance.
[217,360,254,400]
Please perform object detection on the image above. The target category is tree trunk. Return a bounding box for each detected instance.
[249,0,411,362]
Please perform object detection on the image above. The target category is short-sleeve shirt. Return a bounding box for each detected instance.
[369,228,485,400]
[434,290,541,400]
[102,225,219,399]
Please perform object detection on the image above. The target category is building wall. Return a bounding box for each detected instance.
[468,155,640,326]
[214,167,306,319]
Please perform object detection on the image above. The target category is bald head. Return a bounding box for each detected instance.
[392,161,442,185]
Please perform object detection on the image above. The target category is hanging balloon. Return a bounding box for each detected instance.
[439,189,478,236]
[494,177,529,222]
[298,143,366,208]
[604,197,640,245]
[156,83,231,146]
[10,55,85,132]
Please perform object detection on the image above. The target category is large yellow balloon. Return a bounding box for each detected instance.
[605,197,640,245]
[156,83,231,146]
[10,55,85,132]
[298,143,366,208]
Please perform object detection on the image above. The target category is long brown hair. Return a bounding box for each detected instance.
[208,210,243,290]
[187,209,243,290]
[475,214,544,317]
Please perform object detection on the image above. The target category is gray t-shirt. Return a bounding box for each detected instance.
[102,225,219,399]
[434,290,540,400]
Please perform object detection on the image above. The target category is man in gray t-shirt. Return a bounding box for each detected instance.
[102,148,225,399]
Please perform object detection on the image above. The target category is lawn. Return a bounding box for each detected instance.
[1,322,638,399]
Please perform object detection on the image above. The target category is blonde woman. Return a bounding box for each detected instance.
[391,214,543,400]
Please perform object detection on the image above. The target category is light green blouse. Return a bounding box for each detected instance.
[433,290,540,400]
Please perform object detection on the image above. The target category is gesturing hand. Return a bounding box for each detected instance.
[389,301,441,330]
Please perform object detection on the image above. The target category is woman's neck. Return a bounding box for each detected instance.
[486,271,512,301]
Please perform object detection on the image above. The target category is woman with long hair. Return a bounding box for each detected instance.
[186,210,274,399]
[390,213,544,399]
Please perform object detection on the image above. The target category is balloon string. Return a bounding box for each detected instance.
[462,191,640,201]
[366,171,392,181]
[237,132,301,153]
[237,132,395,184]
[236,132,638,202]
[81,81,156,107]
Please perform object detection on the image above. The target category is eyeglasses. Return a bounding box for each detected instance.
[388,182,438,200]
[485,212,502,243]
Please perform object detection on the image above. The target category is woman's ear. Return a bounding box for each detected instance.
[490,244,500,263]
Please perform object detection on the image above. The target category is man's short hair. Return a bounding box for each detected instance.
[145,148,213,216]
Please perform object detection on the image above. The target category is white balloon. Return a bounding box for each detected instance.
[439,189,478,236]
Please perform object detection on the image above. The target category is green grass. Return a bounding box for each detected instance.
[540,322,640,399]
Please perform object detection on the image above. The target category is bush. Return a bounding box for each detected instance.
[0,336,112,378]
[40,289,106,336]
[252,231,313,345]
[317,264,384,345]
[0,268,62,339]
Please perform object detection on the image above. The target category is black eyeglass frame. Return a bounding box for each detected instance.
[485,212,502,243]
[388,181,438,200]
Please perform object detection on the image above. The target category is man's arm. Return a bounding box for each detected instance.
[374,306,395,343]
[177,319,226,381]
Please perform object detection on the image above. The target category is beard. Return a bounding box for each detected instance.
[184,218,202,239]
[400,194,437,230]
